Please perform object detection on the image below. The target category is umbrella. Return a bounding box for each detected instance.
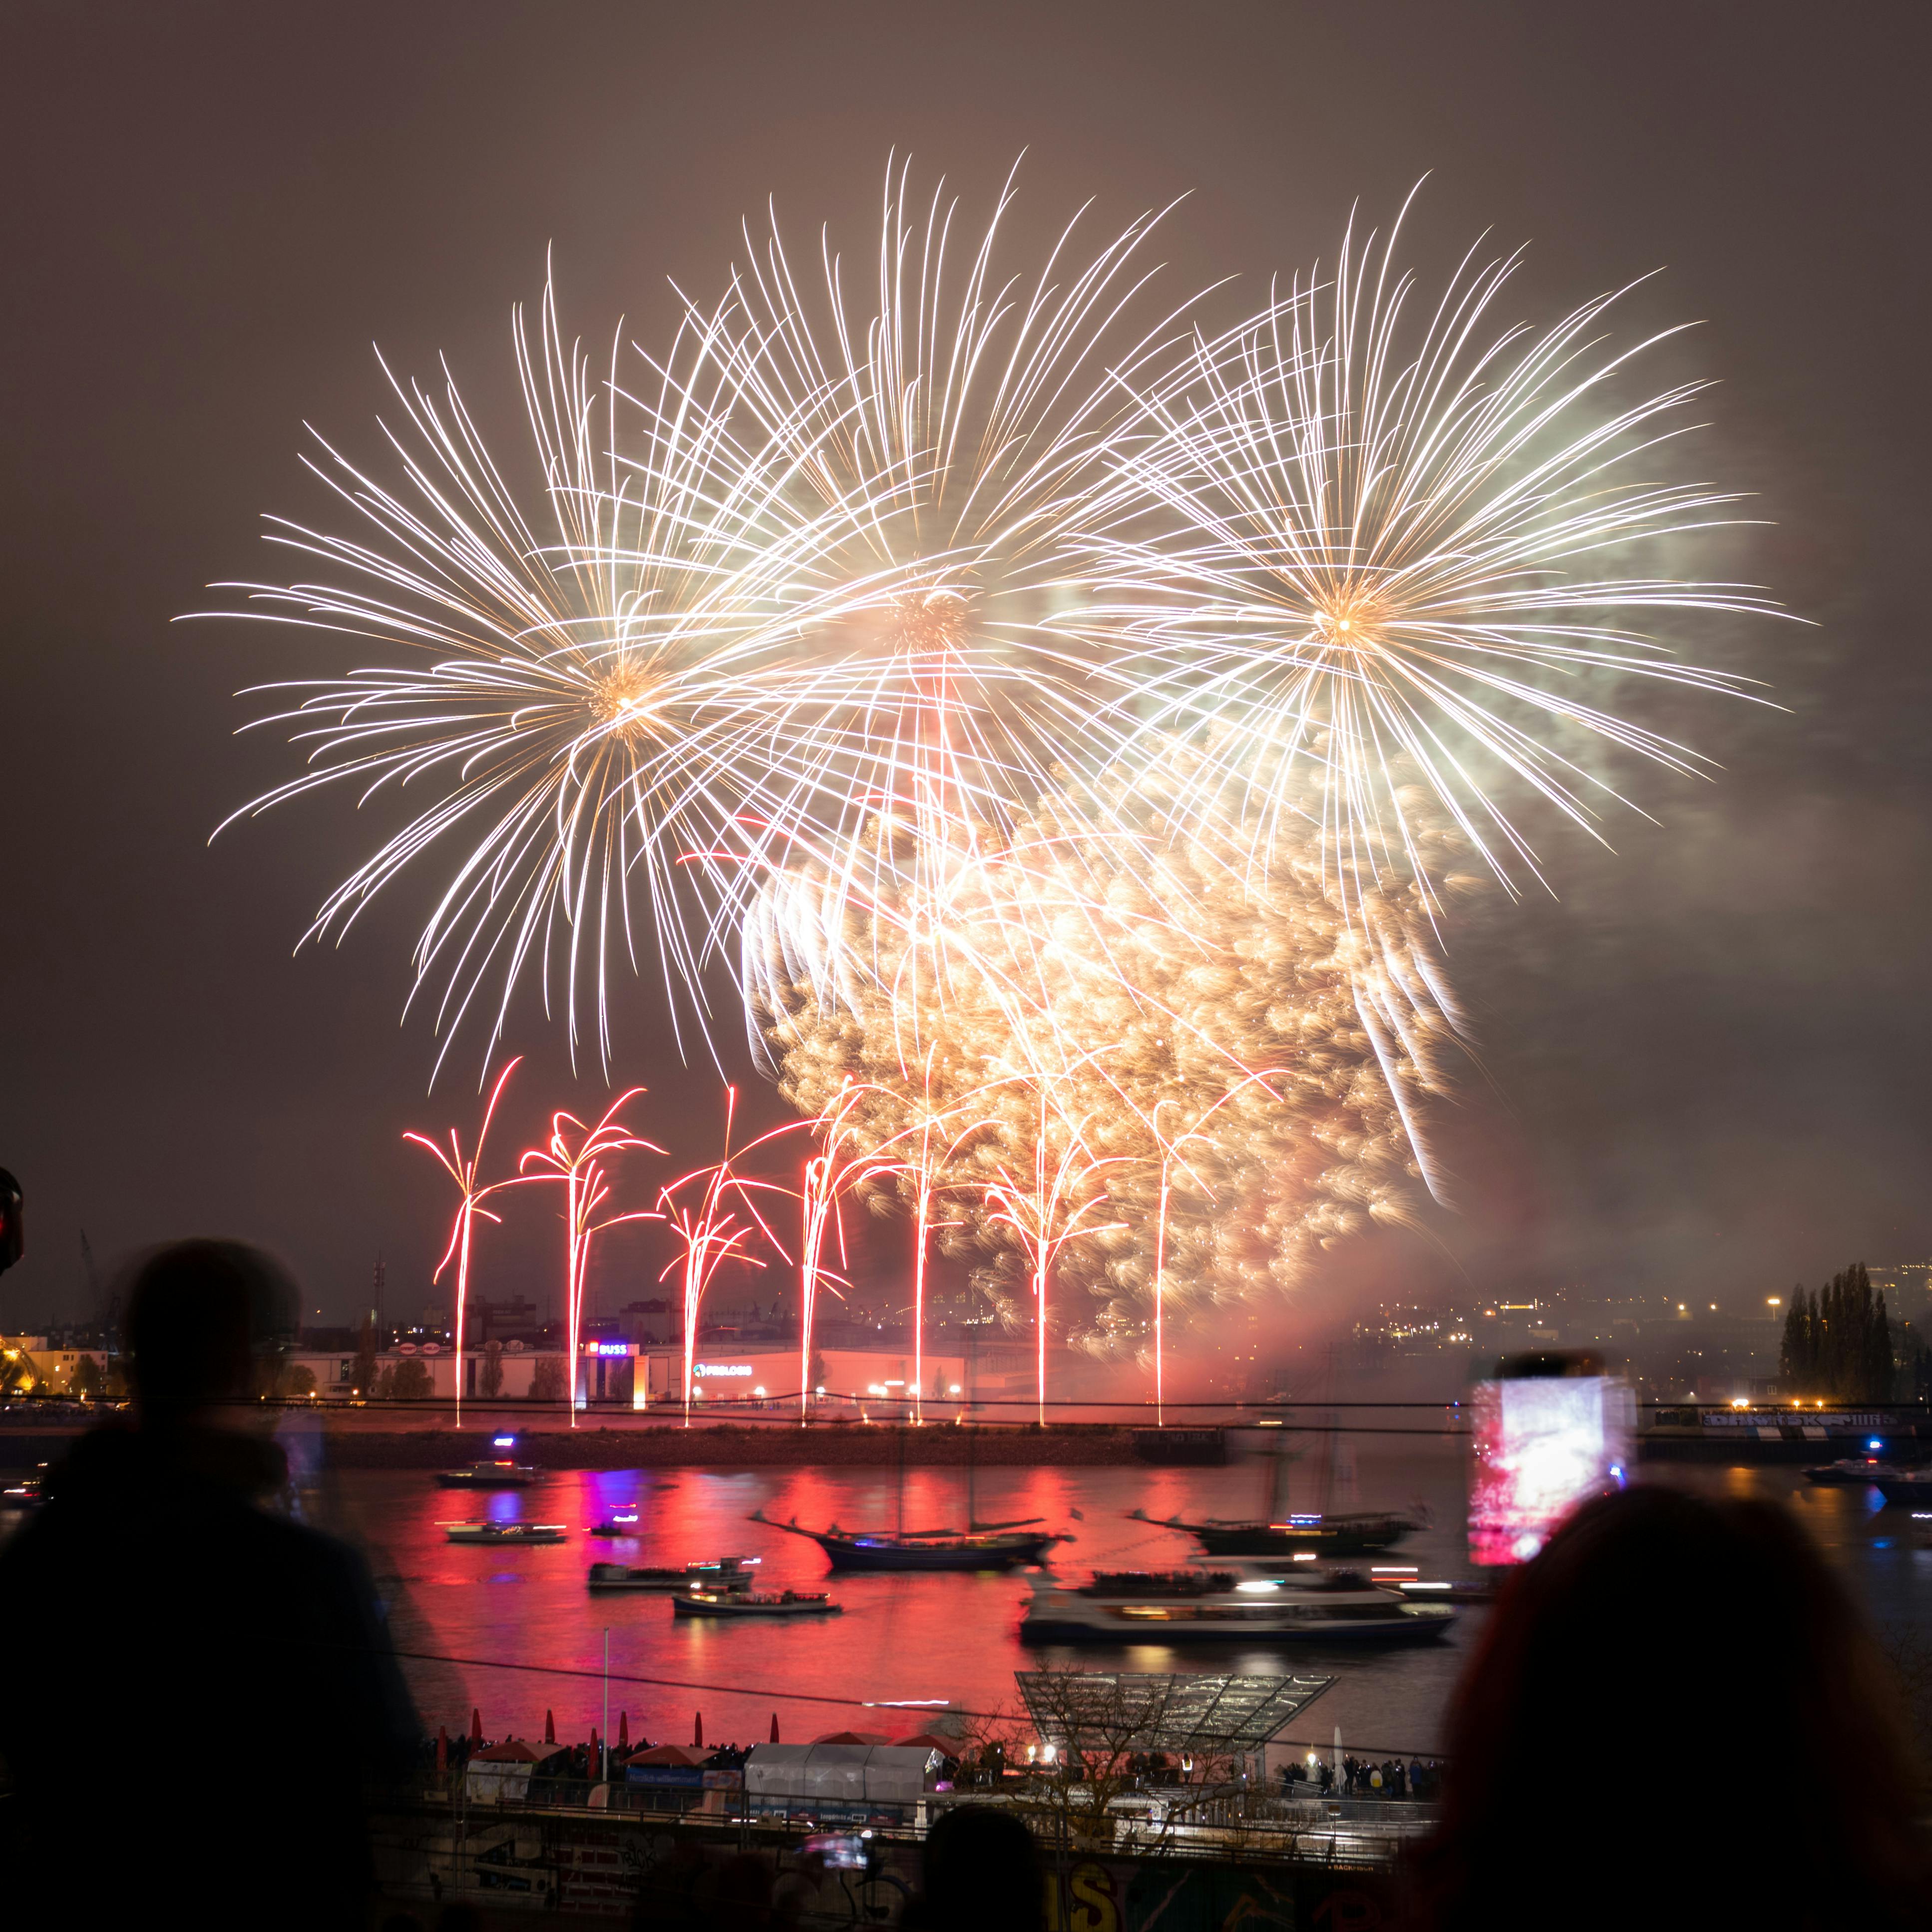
[544,1709,556,1744]
[693,1710,704,1748]
[618,1711,630,1752]
[435,1727,448,1776]
[770,1713,780,1744]
[469,1708,483,1746]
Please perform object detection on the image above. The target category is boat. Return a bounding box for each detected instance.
[1021,1568,1458,1645]
[751,1509,1065,1571]
[1128,1507,1420,1557]
[746,1427,1069,1571]
[673,1586,842,1619]
[436,1461,538,1489]
[1804,1456,1920,1486]
[588,1554,762,1592]
[1131,1392,1423,1558]
[444,1521,568,1546]
[0,1471,44,1509]
[589,1512,641,1538]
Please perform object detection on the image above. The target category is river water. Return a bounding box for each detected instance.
[313,1446,1926,1769]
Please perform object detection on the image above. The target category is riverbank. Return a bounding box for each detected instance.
[0,1414,1152,1468]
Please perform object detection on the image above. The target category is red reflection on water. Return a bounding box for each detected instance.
[341,1450,1477,1758]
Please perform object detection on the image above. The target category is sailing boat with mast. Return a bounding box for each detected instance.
[751,1424,1069,1571]
[1132,1380,1424,1557]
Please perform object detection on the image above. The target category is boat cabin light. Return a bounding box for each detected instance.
[1372,1565,1418,1574]
[1292,1552,1318,1562]
[1403,1580,1454,1590]
[1235,1580,1279,1594]
[1870,1439,1885,1451]
[492,1436,516,1450]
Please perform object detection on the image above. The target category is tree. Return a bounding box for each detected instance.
[1781,1264,1894,1401]
[279,1364,318,1399]
[388,1357,433,1402]
[481,1339,504,1399]
[529,1356,567,1404]
[69,1356,102,1401]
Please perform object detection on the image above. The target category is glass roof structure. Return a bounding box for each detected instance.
[1014,1670,1334,1755]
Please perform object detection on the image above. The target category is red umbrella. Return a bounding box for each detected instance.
[435,1727,448,1776]
[693,1710,704,1748]
[770,1713,780,1744]
[618,1711,630,1753]
[469,1708,483,1746]
[544,1709,556,1744]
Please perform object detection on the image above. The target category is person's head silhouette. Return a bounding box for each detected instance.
[1411,1484,1927,1930]
[124,1238,297,1426]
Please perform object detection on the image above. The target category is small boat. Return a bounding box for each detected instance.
[444,1521,568,1546]
[1805,1457,1920,1486]
[436,1461,538,1489]
[588,1554,762,1592]
[1021,1568,1457,1645]
[589,1512,641,1538]
[673,1586,842,1619]
[751,1508,1066,1571]
[1129,1507,1420,1557]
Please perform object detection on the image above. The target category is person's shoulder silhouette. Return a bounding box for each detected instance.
[0,1240,418,1930]
[1407,1483,1931,1932]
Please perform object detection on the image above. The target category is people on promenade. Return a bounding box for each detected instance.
[1404,1485,1931,1931]
[0,1240,419,1929]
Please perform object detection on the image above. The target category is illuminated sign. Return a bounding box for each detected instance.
[693,1361,754,1378]
[591,1343,631,1358]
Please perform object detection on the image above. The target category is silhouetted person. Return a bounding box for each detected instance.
[1406,1485,1930,1932]
[0,1240,418,1929]
[904,1804,1045,1932]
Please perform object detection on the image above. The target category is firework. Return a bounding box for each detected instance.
[694,157,1199,1007]
[207,275,907,1075]
[753,745,1457,1372]
[403,1056,523,1424]
[657,1088,793,1423]
[517,1091,663,1424]
[1075,189,1781,906]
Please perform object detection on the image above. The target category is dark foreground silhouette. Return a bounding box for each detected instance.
[0,1240,417,1929]
[1407,1483,1931,1931]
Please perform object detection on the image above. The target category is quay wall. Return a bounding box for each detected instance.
[0,1416,1149,1469]
[373,1798,1399,1927]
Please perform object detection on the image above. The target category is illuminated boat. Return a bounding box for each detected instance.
[751,1509,1065,1571]
[1021,1568,1457,1645]
[588,1554,761,1592]
[436,1461,538,1489]
[444,1521,567,1546]
[672,1586,842,1619]
[589,1511,641,1537]
[1128,1507,1419,1557]
[1805,1456,1920,1486]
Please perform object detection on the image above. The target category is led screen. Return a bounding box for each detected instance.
[1469,1374,1633,1565]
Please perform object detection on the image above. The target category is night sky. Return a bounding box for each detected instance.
[3,2,1927,1334]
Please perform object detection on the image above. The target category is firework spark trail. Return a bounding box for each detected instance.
[657,1088,797,1425]
[205,275,948,1078]
[403,1056,524,1425]
[517,1091,663,1426]
[755,744,1463,1360]
[1072,189,1783,911]
[687,157,1205,999]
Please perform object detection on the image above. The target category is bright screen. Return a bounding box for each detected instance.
[1469,1374,1633,1565]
